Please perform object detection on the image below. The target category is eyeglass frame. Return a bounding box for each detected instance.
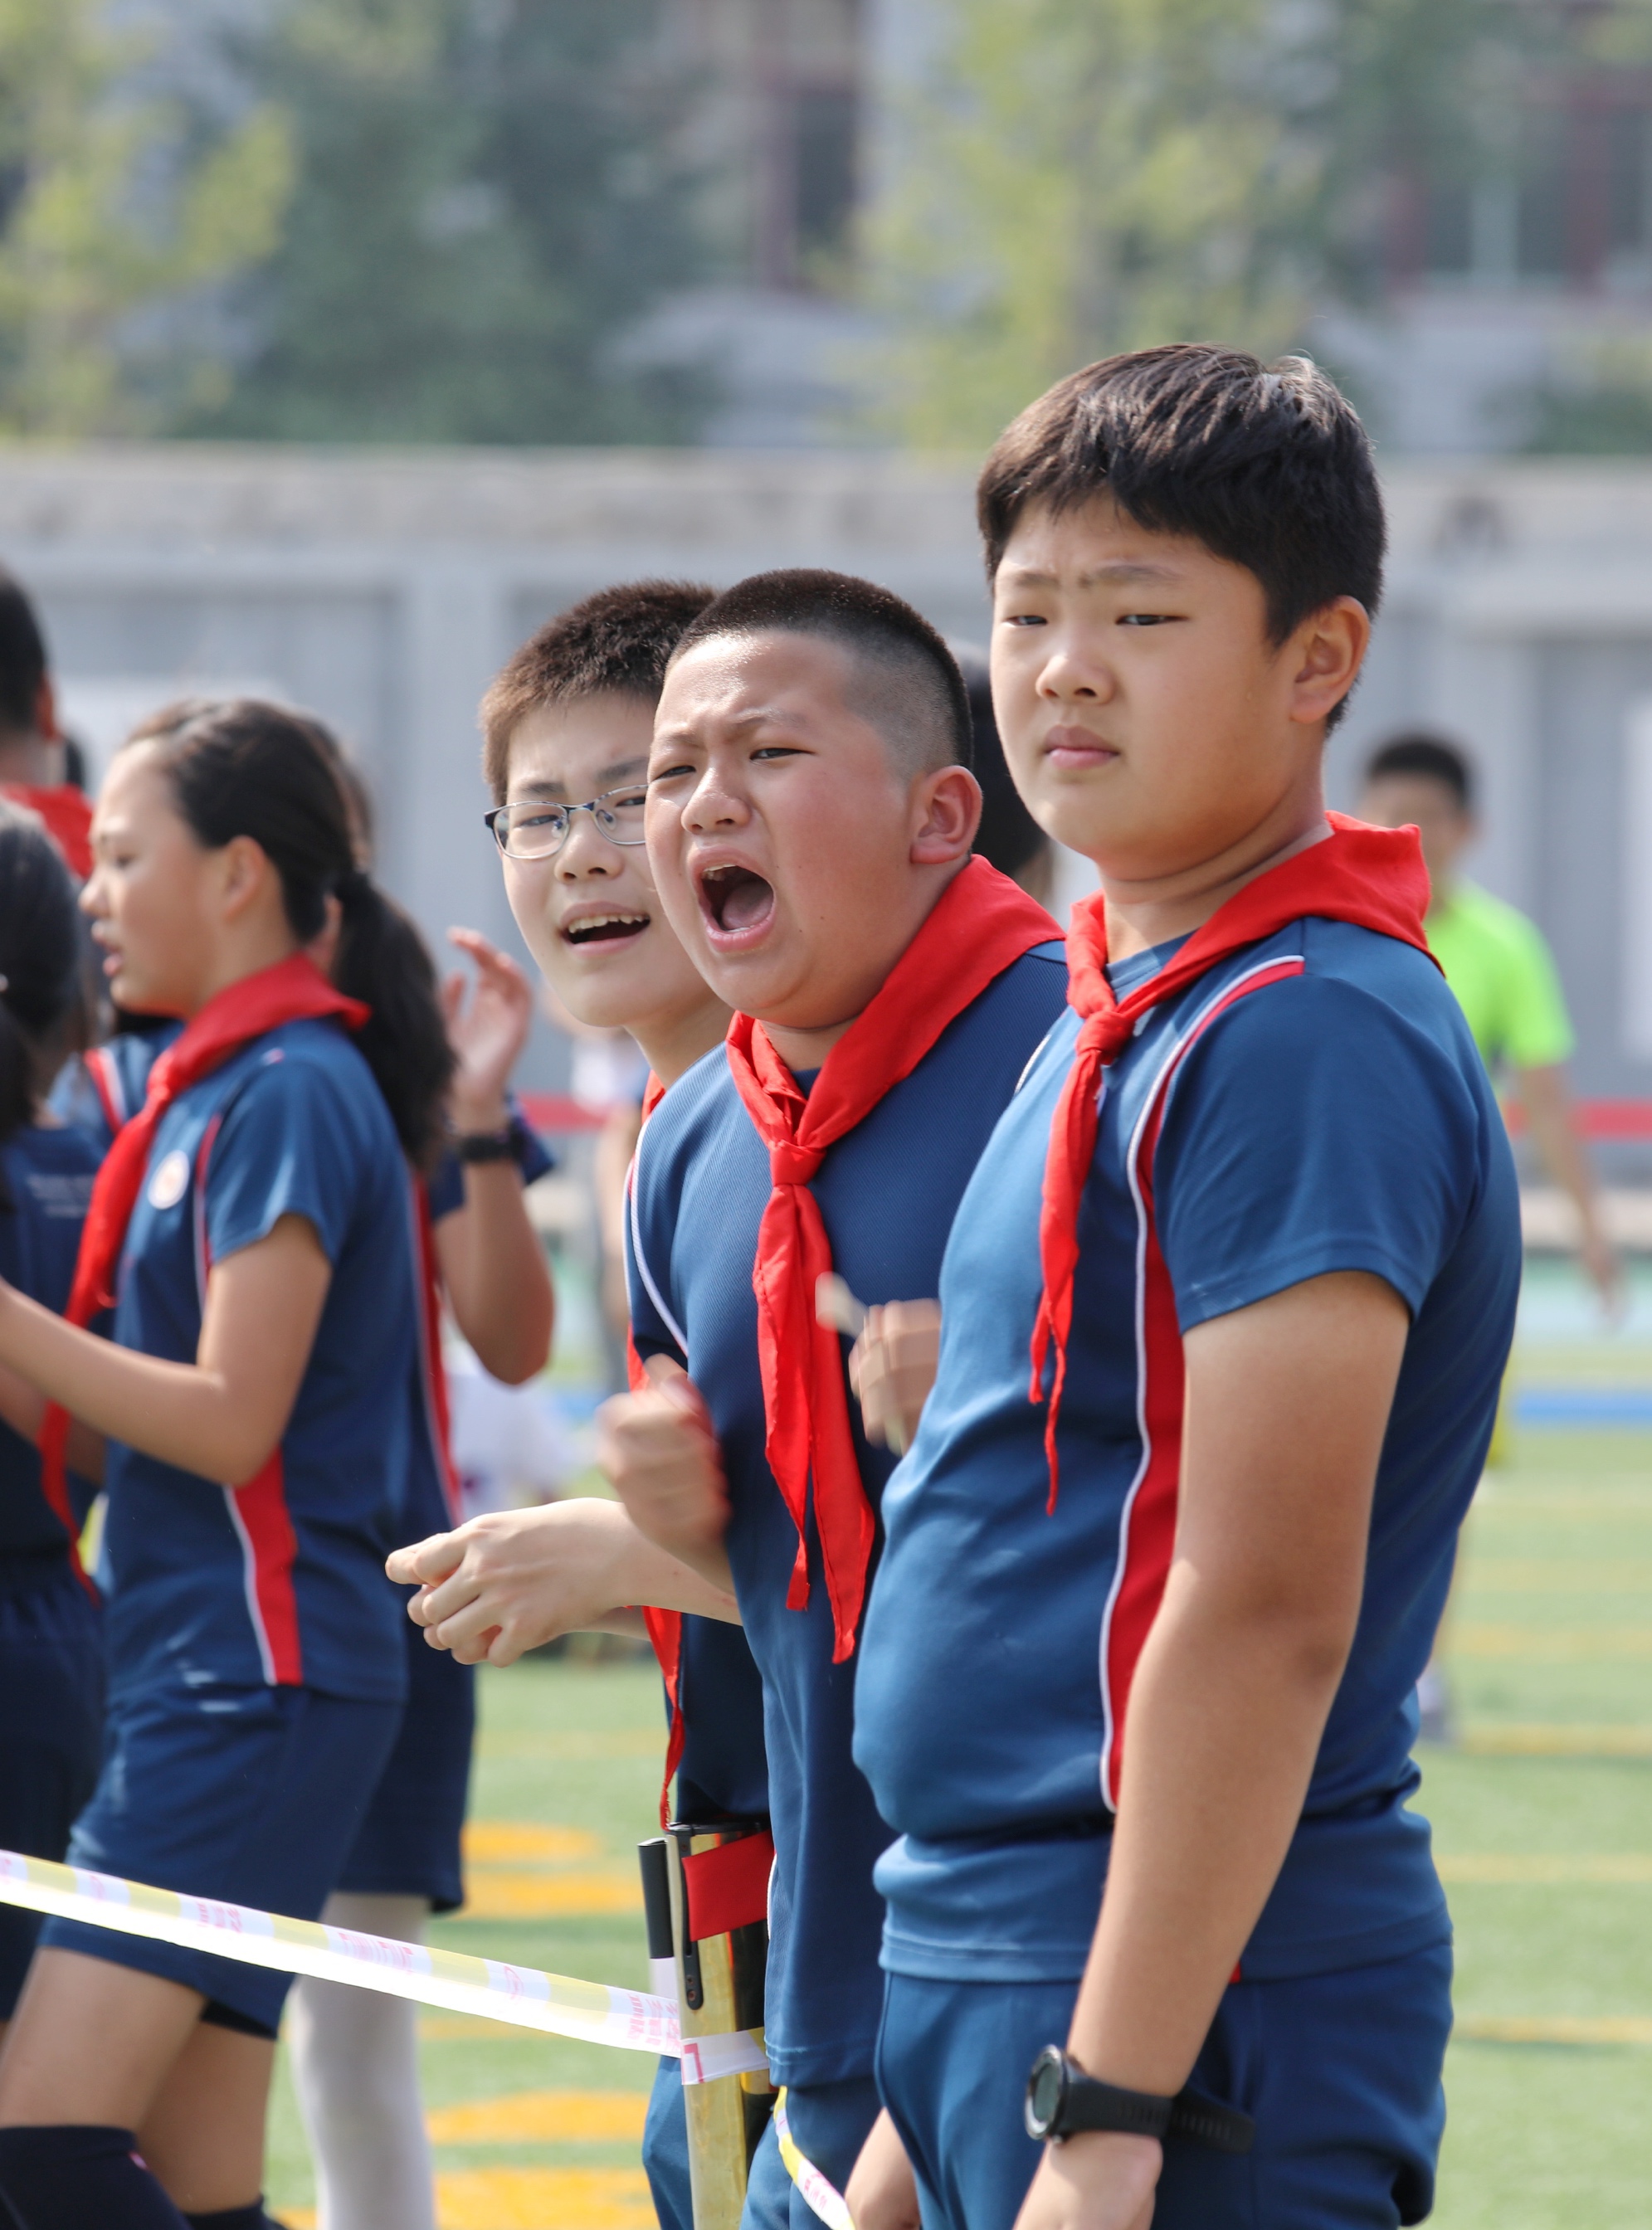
[484,782,651,860]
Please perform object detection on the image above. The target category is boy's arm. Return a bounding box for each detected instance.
[436,928,556,1383]
[1511,1063,1621,1313]
[1014,1268,1407,2230]
[387,1497,739,1666]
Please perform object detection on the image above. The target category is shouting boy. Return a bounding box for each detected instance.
[601,570,1065,2221]
[389,581,767,2230]
[847,348,1522,2230]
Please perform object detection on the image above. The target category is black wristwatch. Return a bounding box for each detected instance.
[456,1124,519,1165]
[1024,2047,1255,2155]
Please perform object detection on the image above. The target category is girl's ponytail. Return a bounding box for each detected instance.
[125,701,455,1171]
[0,802,87,1153]
[331,869,454,1172]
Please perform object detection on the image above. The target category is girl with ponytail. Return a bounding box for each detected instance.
[0,701,449,2230]
[0,806,104,2052]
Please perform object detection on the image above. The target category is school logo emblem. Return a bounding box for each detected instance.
[147,1148,190,1211]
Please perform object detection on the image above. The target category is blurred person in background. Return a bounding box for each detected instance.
[0,570,91,882]
[1362,732,1618,1746]
[0,807,103,2050]
[951,644,1055,906]
[1362,734,1620,1313]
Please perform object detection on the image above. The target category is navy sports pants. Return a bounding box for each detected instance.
[877,1940,1452,2230]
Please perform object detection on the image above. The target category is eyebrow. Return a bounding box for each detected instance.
[509,755,648,801]
[1001,560,1185,589]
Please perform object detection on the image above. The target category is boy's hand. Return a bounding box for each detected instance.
[444,927,535,1133]
[597,1357,734,1593]
[845,2108,921,2230]
[387,1502,636,1664]
[848,1302,941,1454]
[1012,2132,1162,2230]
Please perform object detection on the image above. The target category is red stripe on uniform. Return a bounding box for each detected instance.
[227,1453,305,1685]
[1099,957,1305,1808]
[195,1109,303,1685]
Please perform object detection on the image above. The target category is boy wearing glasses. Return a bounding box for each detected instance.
[396,582,768,2230]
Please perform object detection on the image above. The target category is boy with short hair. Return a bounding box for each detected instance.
[392,580,766,2230]
[557,569,1065,2221]
[846,348,1522,2230]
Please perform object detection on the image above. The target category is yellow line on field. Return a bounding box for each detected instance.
[1460,1723,1652,1757]
[1438,1854,1652,1883]
[426,2088,649,2144]
[461,1870,641,1920]
[464,1821,603,1864]
[437,2167,655,2228]
[287,2169,655,2230]
[1457,2015,1652,2047]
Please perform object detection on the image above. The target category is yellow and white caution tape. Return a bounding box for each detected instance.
[775,2086,856,2230]
[0,1848,765,2074]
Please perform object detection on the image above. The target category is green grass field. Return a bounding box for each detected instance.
[261,1423,1652,2227]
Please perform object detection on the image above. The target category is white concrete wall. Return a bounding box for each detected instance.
[7,445,1651,1098]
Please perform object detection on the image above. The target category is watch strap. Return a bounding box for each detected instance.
[456,1125,519,1165]
[1030,2050,1255,2155]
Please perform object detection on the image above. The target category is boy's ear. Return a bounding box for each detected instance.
[909,765,982,866]
[1287,596,1371,730]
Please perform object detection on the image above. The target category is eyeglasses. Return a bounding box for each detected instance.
[485,785,648,860]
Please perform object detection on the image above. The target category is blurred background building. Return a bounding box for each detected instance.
[8,0,1652,1148]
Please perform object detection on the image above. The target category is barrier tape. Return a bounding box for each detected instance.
[775,2087,855,2230]
[0,1848,767,2079]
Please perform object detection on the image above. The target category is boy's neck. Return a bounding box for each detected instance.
[1102,786,1330,962]
[0,732,62,787]
[632,997,731,1089]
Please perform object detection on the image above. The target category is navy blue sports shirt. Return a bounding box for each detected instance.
[855,918,1522,1987]
[104,1018,417,1708]
[0,1125,100,1561]
[627,942,1068,2088]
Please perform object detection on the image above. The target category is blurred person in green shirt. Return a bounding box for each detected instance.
[1362,733,1621,1312]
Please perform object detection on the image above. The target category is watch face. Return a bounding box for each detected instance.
[1027,2048,1065,2135]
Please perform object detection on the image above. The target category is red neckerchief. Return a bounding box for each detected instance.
[2,782,93,879]
[39,954,368,1590]
[1030,814,1435,1506]
[726,856,1060,1661]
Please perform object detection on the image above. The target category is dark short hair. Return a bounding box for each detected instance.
[1364,733,1474,814]
[0,567,48,735]
[977,347,1384,728]
[949,642,1048,879]
[666,568,972,776]
[481,580,717,801]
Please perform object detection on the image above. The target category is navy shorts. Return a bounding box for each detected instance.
[334,1614,474,1911]
[41,1680,401,2035]
[878,1941,1453,2230]
[0,1561,104,2018]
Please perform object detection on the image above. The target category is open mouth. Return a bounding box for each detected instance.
[562,911,650,948]
[698,863,776,942]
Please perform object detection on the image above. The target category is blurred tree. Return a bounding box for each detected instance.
[0,0,292,435]
[188,0,709,444]
[864,0,1557,447]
